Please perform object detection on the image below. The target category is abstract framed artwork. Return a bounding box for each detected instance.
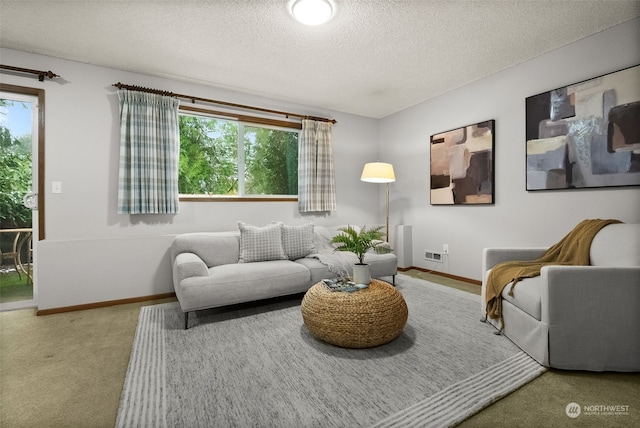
[430,120,495,205]
[525,64,640,191]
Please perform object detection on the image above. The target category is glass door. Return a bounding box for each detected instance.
[0,92,38,310]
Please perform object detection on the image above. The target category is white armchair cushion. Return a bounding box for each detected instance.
[590,223,640,266]
[495,272,544,321]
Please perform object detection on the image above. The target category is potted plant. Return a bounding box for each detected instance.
[331,225,389,284]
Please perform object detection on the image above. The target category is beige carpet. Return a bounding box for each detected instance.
[1,272,638,427]
[0,297,174,428]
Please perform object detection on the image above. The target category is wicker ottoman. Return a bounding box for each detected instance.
[301,279,408,348]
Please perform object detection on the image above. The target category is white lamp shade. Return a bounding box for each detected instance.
[361,162,396,183]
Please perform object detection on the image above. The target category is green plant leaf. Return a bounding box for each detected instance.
[330,225,385,264]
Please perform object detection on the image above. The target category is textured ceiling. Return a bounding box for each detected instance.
[1,1,639,118]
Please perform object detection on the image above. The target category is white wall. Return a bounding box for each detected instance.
[0,49,381,309]
[3,18,639,310]
[379,18,640,280]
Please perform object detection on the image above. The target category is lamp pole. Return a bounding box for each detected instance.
[386,182,390,245]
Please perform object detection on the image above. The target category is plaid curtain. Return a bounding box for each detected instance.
[117,89,180,214]
[298,119,337,212]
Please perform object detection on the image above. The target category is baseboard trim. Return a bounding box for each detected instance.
[35,269,479,315]
[36,292,176,316]
[398,266,481,286]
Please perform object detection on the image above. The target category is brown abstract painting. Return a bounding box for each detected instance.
[526,65,640,190]
[430,120,495,205]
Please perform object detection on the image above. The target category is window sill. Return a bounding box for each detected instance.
[179,195,298,202]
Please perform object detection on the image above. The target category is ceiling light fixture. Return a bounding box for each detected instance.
[290,0,334,26]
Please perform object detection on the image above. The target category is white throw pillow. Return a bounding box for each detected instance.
[282,223,315,260]
[237,221,287,263]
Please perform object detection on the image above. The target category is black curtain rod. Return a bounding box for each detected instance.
[0,64,60,81]
[112,82,337,124]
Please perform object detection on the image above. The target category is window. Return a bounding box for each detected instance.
[178,113,299,199]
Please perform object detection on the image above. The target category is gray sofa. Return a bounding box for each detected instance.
[171,224,397,329]
[481,222,640,371]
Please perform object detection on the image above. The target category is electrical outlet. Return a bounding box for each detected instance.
[443,244,449,254]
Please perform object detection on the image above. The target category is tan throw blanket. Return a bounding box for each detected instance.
[484,219,621,327]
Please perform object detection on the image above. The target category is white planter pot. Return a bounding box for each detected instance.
[353,263,371,285]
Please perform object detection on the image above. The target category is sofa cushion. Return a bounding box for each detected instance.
[282,223,316,260]
[490,268,543,321]
[238,222,287,263]
[313,225,338,249]
[294,257,337,284]
[590,223,640,267]
[179,260,311,311]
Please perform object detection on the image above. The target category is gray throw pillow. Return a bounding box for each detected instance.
[282,223,316,260]
[238,221,287,263]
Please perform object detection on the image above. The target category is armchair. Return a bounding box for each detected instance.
[481,223,640,371]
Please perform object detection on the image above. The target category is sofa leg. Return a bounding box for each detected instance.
[392,275,396,286]
[184,311,189,330]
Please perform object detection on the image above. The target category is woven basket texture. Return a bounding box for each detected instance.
[301,279,408,348]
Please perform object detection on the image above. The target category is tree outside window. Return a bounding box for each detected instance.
[0,99,32,229]
[178,114,298,197]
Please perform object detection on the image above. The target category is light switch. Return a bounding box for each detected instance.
[52,181,62,194]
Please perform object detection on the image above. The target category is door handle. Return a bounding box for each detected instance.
[23,192,38,210]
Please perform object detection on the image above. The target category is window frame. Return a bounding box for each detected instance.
[177,105,301,202]
[0,84,45,240]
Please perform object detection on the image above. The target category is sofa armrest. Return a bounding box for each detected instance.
[173,252,209,287]
[482,247,547,272]
[480,247,548,316]
[371,240,392,253]
[541,266,640,370]
[542,265,640,324]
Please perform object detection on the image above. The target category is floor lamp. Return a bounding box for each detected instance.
[361,162,396,244]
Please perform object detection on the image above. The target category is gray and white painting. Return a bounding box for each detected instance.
[525,65,640,190]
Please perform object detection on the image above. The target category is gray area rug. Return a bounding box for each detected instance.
[116,274,545,428]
